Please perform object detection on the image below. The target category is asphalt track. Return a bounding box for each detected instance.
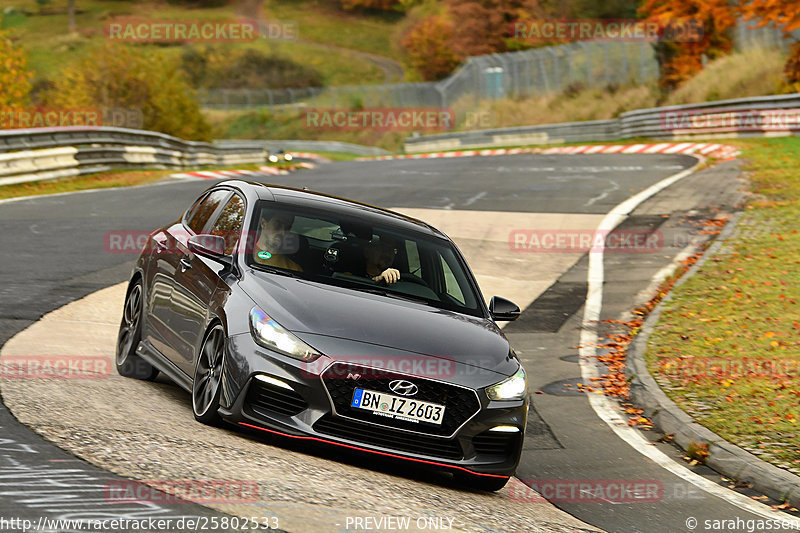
[1,154,797,532]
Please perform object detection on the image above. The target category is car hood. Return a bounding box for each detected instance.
[238,271,517,375]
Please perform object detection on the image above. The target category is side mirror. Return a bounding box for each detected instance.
[188,234,231,264]
[489,296,521,322]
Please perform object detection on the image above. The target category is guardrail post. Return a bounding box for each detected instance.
[537,50,550,93]
[567,45,575,84]
[621,42,628,83]
[578,42,591,87]
[639,42,647,83]
[547,47,560,92]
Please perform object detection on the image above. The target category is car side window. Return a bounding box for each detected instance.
[439,253,465,304]
[405,240,421,277]
[186,190,231,234]
[209,194,246,255]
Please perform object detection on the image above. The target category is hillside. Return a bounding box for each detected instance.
[0,0,406,87]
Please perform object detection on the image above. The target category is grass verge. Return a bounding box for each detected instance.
[645,137,800,476]
[0,169,175,200]
[2,0,398,86]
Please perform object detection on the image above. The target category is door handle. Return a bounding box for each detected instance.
[180,258,192,271]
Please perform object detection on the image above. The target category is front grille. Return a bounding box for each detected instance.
[313,414,463,460]
[473,430,521,457]
[321,362,481,437]
[245,378,308,418]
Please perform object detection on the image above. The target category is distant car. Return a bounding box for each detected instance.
[116,181,527,491]
[267,150,292,163]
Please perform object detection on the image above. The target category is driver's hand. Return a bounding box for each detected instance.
[373,268,400,285]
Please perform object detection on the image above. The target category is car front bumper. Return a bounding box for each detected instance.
[218,332,528,477]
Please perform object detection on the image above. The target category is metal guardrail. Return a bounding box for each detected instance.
[0,127,386,187]
[404,93,800,152]
[0,126,268,186]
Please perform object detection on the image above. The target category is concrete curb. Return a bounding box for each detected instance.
[626,210,800,508]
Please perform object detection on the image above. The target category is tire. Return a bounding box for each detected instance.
[455,471,510,492]
[116,281,159,380]
[192,324,226,426]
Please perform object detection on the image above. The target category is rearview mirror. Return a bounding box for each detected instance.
[188,234,231,264]
[489,296,521,322]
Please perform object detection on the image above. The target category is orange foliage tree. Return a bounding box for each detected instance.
[446,0,543,57]
[638,0,736,89]
[739,0,800,86]
[403,0,542,80]
[0,16,33,112]
[338,0,399,10]
[402,15,461,81]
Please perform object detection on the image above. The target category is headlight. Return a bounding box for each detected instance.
[485,365,527,401]
[284,153,293,161]
[249,307,320,362]
[268,154,279,163]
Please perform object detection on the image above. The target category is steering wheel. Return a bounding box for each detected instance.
[399,273,429,287]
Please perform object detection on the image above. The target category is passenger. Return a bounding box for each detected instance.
[254,211,302,271]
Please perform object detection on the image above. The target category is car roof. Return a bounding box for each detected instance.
[217,180,449,240]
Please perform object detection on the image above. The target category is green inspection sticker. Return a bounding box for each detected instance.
[257,251,272,260]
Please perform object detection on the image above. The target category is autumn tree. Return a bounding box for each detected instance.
[402,15,461,80]
[447,0,544,58]
[337,0,400,11]
[403,0,544,79]
[739,0,800,86]
[45,43,211,141]
[0,16,33,112]
[638,0,736,89]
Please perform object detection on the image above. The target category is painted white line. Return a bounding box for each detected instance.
[578,159,797,521]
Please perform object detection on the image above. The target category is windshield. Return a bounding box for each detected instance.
[244,201,484,317]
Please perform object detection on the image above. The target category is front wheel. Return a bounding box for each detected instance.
[116,281,159,380]
[192,324,226,426]
[455,471,510,492]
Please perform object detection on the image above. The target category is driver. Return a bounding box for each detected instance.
[254,211,302,272]
[363,235,400,285]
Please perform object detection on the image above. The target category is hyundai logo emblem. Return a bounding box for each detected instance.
[389,379,418,397]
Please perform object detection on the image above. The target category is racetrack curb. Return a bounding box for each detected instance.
[355,143,741,161]
[625,210,800,508]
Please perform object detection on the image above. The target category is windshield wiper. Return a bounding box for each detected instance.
[352,287,431,306]
[252,265,300,278]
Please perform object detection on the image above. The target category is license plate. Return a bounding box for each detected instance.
[351,388,445,425]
